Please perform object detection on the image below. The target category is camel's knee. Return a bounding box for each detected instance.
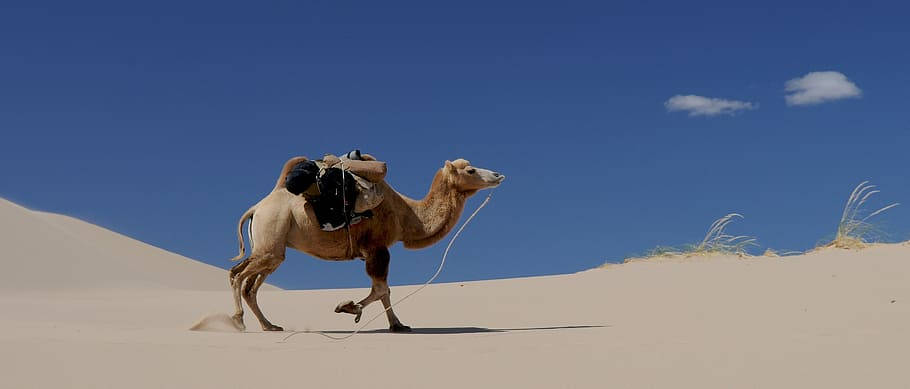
[242,274,260,299]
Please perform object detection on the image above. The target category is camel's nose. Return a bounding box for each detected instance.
[493,172,505,182]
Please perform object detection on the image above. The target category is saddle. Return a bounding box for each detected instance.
[285,150,387,231]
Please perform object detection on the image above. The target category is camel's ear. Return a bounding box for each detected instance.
[444,160,456,172]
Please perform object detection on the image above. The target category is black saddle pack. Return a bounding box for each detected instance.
[285,158,373,231]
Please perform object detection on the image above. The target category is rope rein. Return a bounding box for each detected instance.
[280,189,494,342]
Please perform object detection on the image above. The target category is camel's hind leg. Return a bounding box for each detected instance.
[334,247,410,332]
[229,258,252,330]
[228,192,293,332]
[233,254,285,331]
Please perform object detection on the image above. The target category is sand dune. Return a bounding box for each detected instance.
[1,198,909,388]
[0,198,249,291]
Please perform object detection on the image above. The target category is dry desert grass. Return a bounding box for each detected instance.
[613,181,901,266]
[818,181,899,250]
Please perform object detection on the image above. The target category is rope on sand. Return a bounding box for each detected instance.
[279,190,495,342]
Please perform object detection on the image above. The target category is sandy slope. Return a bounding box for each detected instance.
[1,198,909,388]
[0,198,257,291]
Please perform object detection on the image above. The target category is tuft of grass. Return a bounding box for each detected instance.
[622,213,757,263]
[824,181,899,249]
[693,213,757,255]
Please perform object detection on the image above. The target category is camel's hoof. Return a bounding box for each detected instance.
[231,314,246,332]
[389,323,412,333]
[263,324,284,332]
[334,300,363,323]
[334,300,352,313]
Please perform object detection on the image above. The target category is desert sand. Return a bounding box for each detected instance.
[1,197,908,388]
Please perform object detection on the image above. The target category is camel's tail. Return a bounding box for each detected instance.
[229,205,256,262]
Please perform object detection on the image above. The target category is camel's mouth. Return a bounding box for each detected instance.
[469,168,505,189]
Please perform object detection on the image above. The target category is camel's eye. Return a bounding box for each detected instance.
[466,168,476,174]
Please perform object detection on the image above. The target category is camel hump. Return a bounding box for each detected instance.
[275,156,309,190]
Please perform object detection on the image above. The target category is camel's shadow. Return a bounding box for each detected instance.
[314,325,607,335]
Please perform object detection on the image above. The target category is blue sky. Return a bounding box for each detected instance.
[2,0,908,289]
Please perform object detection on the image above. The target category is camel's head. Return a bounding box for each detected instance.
[444,159,505,193]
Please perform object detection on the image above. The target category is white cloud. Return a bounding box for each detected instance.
[784,71,862,106]
[664,95,756,117]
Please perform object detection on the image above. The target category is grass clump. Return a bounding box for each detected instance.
[622,213,757,263]
[822,181,899,249]
[693,213,757,255]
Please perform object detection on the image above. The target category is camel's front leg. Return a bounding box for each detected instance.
[335,247,410,332]
[380,293,410,332]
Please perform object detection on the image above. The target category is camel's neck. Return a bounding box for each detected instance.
[398,169,469,249]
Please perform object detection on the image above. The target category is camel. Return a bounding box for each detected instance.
[228,157,505,332]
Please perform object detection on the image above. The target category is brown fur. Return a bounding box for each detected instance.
[229,157,504,332]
